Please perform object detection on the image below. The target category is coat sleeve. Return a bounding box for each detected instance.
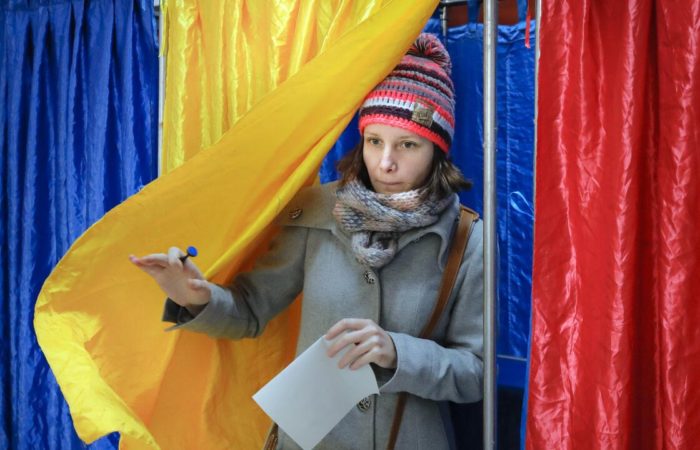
[380,220,484,403]
[162,224,309,339]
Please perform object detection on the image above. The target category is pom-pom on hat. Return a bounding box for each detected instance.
[358,33,455,153]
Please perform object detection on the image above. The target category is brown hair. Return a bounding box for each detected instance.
[336,142,472,200]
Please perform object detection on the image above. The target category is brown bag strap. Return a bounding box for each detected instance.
[386,206,479,450]
[262,423,279,450]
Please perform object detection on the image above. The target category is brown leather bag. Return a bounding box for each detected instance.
[264,206,479,450]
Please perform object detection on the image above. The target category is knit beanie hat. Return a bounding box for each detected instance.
[358,33,455,153]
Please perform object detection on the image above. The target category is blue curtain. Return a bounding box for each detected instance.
[0,0,159,448]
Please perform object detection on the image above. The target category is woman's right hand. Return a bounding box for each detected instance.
[129,247,212,310]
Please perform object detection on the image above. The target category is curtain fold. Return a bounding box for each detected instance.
[527,0,700,448]
[35,1,438,448]
[1,0,159,449]
[161,0,390,173]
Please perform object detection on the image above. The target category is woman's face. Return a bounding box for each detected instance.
[362,123,434,195]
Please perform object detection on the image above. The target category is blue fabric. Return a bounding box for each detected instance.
[318,115,359,182]
[431,1,531,24]
[0,0,159,448]
[321,20,535,384]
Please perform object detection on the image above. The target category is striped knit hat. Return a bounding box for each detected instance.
[359,33,455,153]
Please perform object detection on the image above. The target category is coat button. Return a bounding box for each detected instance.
[357,396,372,412]
[288,208,302,220]
[363,270,376,284]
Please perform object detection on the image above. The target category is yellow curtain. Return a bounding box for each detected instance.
[34,1,438,449]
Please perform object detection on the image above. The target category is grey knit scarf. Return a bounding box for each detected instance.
[333,180,453,268]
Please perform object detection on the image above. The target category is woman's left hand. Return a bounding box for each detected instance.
[325,318,397,370]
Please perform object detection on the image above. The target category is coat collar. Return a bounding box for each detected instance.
[279,181,460,269]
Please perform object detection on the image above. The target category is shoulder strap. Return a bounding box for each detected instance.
[420,206,478,339]
[387,206,479,450]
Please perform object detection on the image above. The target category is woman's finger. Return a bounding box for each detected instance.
[324,319,351,341]
[188,279,210,291]
[337,338,376,369]
[128,255,145,267]
[131,253,169,268]
[129,258,165,274]
[327,327,373,358]
[167,246,185,268]
[325,318,368,341]
[130,260,160,277]
[183,259,205,279]
[137,265,163,280]
[349,348,382,370]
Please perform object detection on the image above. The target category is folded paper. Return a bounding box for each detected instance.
[254,337,379,450]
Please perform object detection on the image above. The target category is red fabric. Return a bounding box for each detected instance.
[527,1,700,448]
[358,114,450,153]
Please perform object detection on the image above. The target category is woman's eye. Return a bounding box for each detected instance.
[367,138,381,146]
[402,141,418,149]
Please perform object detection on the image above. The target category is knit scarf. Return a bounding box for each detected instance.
[333,180,453,268]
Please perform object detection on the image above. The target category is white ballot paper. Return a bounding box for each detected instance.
[253,336,380,450]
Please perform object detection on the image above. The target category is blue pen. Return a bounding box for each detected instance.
[179,246,198,264]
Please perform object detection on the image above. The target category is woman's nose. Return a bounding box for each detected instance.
[379,149,396,172]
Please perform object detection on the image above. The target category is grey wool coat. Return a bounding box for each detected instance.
[163,182,484,450]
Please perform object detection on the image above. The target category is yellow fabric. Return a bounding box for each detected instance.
[34,1,438,449]
[161,0,399,173]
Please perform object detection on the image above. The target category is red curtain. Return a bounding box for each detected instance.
[527,1,700,448]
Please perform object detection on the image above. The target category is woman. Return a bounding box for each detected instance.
[130,33,483,450]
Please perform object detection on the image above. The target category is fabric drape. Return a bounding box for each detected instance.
[0,0,159,448]
[527,1,700,448]
[162,0,390,173]
[34,1,438,449]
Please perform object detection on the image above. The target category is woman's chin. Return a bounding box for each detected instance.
[372,182,408,194]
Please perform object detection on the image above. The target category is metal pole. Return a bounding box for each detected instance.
[482,0,498,449]
[156,0,165,177]
[441,5,448,38]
